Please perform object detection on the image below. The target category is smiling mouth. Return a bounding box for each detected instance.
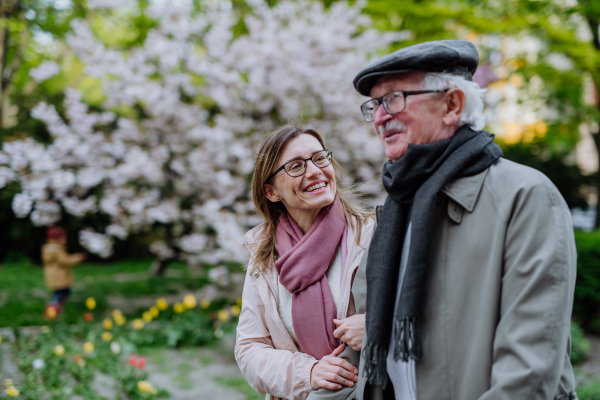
[384,131,403,139]
[305,182,327,192]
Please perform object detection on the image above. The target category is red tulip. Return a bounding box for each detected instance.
[129,354,137,367]
[137,356,146,369]
[83,313,93,322]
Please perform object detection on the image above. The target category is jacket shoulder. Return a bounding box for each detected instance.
[243,222,267,258]
[484,158,569,211]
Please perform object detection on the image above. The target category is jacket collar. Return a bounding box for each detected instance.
[441,166,490,213]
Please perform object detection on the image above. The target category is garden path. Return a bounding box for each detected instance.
[576,335,600,388]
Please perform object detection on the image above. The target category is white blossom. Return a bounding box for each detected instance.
[1,0,399,265]
[12,193,33,218]
[30,60,60,82]
[106,224,128,240]
[79,230,114,258]
[208,265,230,285]
[178,233,207,254]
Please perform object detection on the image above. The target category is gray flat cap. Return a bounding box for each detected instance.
[353,40,479,96]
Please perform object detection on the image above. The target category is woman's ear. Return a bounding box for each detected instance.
[442,88,466,127]
[264,183,280,203]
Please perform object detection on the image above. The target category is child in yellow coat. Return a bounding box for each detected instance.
[42,226,86,319]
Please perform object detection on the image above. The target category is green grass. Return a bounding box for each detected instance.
[215,377,264,400]
[0,259,212,327]
[578,379,600,400]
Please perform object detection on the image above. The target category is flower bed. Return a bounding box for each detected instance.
[0,293,241,399]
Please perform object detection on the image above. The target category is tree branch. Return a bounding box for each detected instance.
[588,17,600,51]
[4,7,27,95]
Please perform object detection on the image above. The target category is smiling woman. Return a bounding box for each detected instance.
[235,124,375,400]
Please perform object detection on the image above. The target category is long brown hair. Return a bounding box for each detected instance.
[250,124,373,272]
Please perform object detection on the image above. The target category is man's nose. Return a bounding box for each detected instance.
[373,103,393,127]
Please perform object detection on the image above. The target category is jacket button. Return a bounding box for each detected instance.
[253,273,259,278]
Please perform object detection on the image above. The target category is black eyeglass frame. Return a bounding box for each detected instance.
[267,149,333,182]
[360,89,450,122]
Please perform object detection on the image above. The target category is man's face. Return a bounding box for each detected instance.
[370,72,449,162]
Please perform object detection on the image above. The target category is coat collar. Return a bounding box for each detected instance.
[442,166,490,213]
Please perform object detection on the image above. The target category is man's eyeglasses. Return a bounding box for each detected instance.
[360,89,449,122]
[267,149,333,181]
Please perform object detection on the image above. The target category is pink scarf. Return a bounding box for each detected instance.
[275,196,347,360]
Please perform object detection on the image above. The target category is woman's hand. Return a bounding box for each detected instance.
[310,344,358,390]
[333,314,365,351]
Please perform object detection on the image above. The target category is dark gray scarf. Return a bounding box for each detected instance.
[362,125,503,387]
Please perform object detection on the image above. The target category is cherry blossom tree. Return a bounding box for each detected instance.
[0,0,404,273]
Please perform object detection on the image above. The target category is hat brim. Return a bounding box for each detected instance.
[353,69,416,97]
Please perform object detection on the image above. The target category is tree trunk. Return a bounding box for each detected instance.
[149,258,171,276]
[592,131,600,229]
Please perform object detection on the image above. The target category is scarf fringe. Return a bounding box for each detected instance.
[362,343,388,388]
[393,317,422,362]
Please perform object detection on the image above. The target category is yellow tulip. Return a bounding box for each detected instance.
[112,309,123,318]
[5,385,19,397]
[142,311,153,322]
[149,306,159,318]
[114,314,126,326]
[156,297,168,311]
[47,307,57,319]
[173,302,185,314]
[137,380,157,394]
[85,297,96,310]
[103,318,113,330]
[54,345,65,356]
[83,342,94,354]
[218,309,230,322]
[236,297,242,306]
[200,298,210,309]
[102,331,113,342]
[231,305,241,317]
[132,319,145,330]
[183,294,197,309]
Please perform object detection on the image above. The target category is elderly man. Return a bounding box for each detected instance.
[351,40,577,400]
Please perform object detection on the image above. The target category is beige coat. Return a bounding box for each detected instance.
[42,243,84,290]
[235,218,375,400]
[353,158,577,400]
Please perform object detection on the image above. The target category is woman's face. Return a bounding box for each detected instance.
[265,134,336,216]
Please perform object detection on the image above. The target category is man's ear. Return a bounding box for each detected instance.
[264,183,280,203]
[442,88,466,127]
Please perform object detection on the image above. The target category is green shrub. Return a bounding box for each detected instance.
[574,230,600,330]
[571,321,591,365]
[577,379,600,400]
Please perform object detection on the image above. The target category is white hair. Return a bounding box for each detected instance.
[422,72,487,131]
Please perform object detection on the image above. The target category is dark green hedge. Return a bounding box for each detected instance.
[574,229,600,332]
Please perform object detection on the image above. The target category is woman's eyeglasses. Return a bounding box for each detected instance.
[267,149,333,181]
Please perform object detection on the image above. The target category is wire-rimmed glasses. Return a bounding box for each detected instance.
[267,149,333,181]
[360,89,449,122]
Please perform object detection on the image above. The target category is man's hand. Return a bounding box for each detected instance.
[333,314,365,351]
[310,344,358,390]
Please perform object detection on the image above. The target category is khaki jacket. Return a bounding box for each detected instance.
[42,243,84,290]
[353,158,577,400]
[235,218,375,400]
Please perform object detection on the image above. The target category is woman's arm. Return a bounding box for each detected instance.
[235,269,318,400]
